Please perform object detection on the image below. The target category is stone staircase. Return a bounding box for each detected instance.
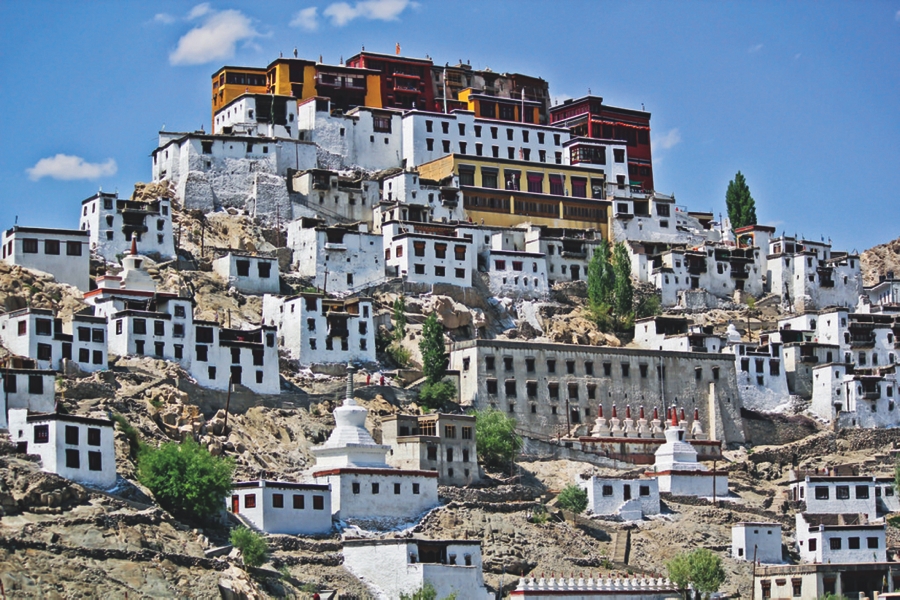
[611,529,630,564]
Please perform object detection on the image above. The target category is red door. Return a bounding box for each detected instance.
[231,495,239,513]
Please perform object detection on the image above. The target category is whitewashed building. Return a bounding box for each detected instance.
[0,365,56,428]
[789,474,881,519]
[381,413,481,486]
[343,538,493,600]
[0,308,107,373]
[78,192,175,262]
[795,512,886,563]
[633,316,724,353]
[400,109,573,170]
[8,409,116,488]
[213,93,299,140]
[310,372,439,524]
[262,293,375,366]
[651,242,763,307]
[864,275,900,310]
[383,221,475,287]
[212,252,280,295]
[732,522,783,564]
[150,131,316,219]
[226,480,332,535]
[810,363,899,429]
[755,562,900,600]
[286,219,384,293]
[524,226,605,284]
[297,97,403,171]
[577,476,660,520]
[725,331,792,413]
[376,170,464,232]
[290,169,378,225]
[1,226,90,291]
[763,233,862,312]
[487,249,548,299]
[87,247,280,394]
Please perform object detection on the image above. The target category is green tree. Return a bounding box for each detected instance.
[393,296,408,342]
[725,171,757,230]
[556,483,588,514]
[399,582,457,600]
[612,242,634,318]
[137,438,234,521]
[667,548,726,600]
[418,380,456,410]
[419,313,448,384]
[473,408,523,469]
[230,526,268,567]
[587,241,614,309]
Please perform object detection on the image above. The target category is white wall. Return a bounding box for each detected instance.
[795,513,886,563]
[297,101,402,171]
[732,523,782,564]
[487,251,548,299]
[78,193,175,262]
[0,309,107,373]
[1,227,90,291]
[286,223,384,293]
[791,478,878,518]
[385,232,474,287]
[1,369,56,425]
[579,476,660,520]
[9,410,116,488]
[212,253,280,295]
[290,170,378,225]
[227,481,332,535]
[313,470,438,522]
[213,95,299,140]
[656,471,729,497]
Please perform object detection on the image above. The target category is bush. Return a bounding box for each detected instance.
[386,343,411,367]
[400,583,457,600]
[137,438,234,521]
[556,484,588,514]
[230,526,268,567]
[418,380,456,409]
[474,408,522,470]
[111,413,144,458]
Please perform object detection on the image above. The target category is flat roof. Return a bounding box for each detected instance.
[5,226,89,237]
[26,412,113,427]
[232,480,330,491]
[452,338,736,362]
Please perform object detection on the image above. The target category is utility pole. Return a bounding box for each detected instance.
[222,374,233,433]
[565,394,571,437]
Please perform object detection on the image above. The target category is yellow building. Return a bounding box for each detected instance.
[211,66,268,131]
[265,58,382,111]
[458,88,541,124]
[418,154,610,235]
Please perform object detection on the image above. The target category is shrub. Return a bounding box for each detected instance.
[386,343,411,367]
[556,484,588,514]
[418,380,456,409]
[474,408,522,470]
[230,526,268,567]
[111,413,144,458]
[137,438,234,521]
[400,583,457,600]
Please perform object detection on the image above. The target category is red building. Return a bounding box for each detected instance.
[550,96,654,192]
[346,51,436,112]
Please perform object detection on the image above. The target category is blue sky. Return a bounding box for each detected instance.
[1,1,898,252]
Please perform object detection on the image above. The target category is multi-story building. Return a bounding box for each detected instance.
[262,293,376,366]
[343,538,493,600]
[864,274,900,310]
[650,242,764,307]
[296,97,403,172]
[381,414,480,486]
[449,339,746,444]
[810,362,898,428]
[210,66,267,131]
[213,93,299,139]
[212,252,280,295]
[755,562,900,600]
[524,226,605,284]
[78,192,175,262]
[375,170,465,232]
[1,226,90,291]
[290,169,379,225]
[265,57,382,111]
[382,221,475,287]
[550,96,654,192]
[417,154,610,237]
[633,316,725,354]
[0,308,107,373]
[286,219,384,293]
[795,512,886,564]
[226,480,332,535]
[0,361,56,429]
[346,51,436,112]
[150,131,316,217]
[8,409,117,488]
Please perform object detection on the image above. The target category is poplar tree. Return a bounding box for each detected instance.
[612,242,634,317]
[587,241,614,309]
[725,171,757,230]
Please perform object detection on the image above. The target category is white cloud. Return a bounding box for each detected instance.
[895,9,900,21]
[652,128,681,152]
[291,7,319,31]
[153,13,176,24]
[169,8,259,66]
[27,155,117,181]
[748,43,764,53]
[323,0,415,26]
[187,3,213,20]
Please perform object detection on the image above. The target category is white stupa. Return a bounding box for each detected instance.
[649,408,728,498]
[311,370,391,470]
[310,366,439,524]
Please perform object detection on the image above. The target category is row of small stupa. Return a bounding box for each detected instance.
[590,405,706,440]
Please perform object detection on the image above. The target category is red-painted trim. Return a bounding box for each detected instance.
[312,467,438,478]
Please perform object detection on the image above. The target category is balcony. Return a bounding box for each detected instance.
[324,243,347,251]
